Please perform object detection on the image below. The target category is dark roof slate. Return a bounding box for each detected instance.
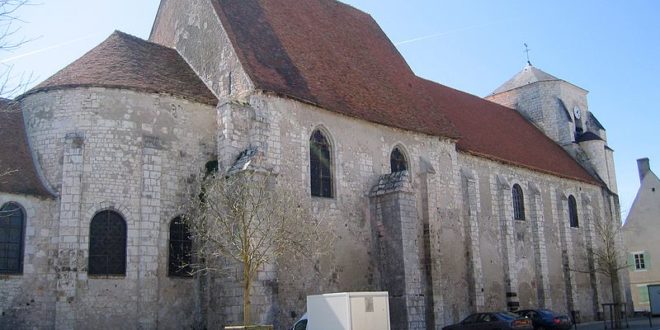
[0,100,54,197]
[24,31,217,106]
[576,131,603,143]
[588,112,605,131]
[227,146,261,175]
[370,170,413,196]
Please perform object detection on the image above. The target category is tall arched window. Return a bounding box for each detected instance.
[568,195,579,228]
[390,147,408,173]
[310,129,333,198]
[0,202,25,274]
[169,216,193,277]
[512,184,525,220]
[89,210,126,276]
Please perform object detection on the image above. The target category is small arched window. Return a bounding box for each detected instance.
[0,202,25,274]
[89,210,126,276]
[310,129,333,198]
[390,147,408,173]
[512,184,525,220]
[568,195,579,228]
[169,216,193,277]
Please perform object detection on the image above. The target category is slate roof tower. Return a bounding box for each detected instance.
[487,64,618,193]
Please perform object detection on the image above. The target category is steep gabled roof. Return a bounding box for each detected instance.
[23,31,217,106]
[211,0,599,185]
[211,0,459,139]
[0,100,54,198]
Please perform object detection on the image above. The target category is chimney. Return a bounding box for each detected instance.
[637,158,651,183]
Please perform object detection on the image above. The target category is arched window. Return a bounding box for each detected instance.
[88,210,126,276]
[0,202,25,274]
[568,195,579,228]
[310,129,333,198]
[390,147,408,173]
[169,216,193,277]
[512,184,525,220]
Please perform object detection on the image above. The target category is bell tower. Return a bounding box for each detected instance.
[486,64,617,193]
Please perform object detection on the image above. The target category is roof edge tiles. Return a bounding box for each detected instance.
[20,31,218,106]
[461,149,602,186]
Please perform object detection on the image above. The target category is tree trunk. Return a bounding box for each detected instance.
[610,268,622,329]
[243,271,252,326]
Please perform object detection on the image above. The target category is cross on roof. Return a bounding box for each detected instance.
[524,43,532,66]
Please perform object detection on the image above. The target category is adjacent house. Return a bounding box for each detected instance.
[623,158,660,311]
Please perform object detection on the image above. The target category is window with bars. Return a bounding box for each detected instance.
[88,210,126,276]
[169,217,193,277]
[310,129,333,198]
[568,195,579,228]
[512,184,525,220]
[390,147,407,173]
[0,202,25,274]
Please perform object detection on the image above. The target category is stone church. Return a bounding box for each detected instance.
[0,0,626,329]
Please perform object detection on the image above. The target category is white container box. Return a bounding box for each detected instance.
[306,292,390,330]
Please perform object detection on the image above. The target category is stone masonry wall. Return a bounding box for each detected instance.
[15,87,216,329]
[216,91,618,328]
[458,153,616,322]
[225,92,460,328]
[3,82,622,328]
[149,0,254,101]
[0,194,57,329]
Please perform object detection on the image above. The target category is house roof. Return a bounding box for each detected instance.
[491,64,561,95]
[23,31,218,106]
[211,0,600,185]
[0,100,54,198]
[211,0,460,140]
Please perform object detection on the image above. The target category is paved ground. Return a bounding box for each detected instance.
[576,317,660,330]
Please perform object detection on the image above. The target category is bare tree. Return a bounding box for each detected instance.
[0,0,32,195]
[0,0,33,97]
[182,167,334,326]
[572,213,627,327]
[592,214,627,327]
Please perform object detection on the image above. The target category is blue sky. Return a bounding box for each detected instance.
[3,1,658,220]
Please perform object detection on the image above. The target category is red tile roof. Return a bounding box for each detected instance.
[212,0,460,140]
[212,0,600,185]
[0,100,54,197]
[416,78,599,184]
[23,31,218,106]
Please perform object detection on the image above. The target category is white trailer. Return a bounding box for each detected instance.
[305,292,391,330]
